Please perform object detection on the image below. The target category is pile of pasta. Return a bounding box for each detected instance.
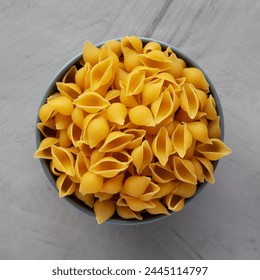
[35,36,232,224]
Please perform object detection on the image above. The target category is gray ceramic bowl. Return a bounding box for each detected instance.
[36,37,224,225]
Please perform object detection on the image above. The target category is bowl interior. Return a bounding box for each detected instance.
[36,37,224,225]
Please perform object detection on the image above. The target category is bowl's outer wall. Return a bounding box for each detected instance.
[36,37,224,225]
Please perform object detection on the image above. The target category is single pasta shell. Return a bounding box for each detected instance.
[196,138,232,160]
[39,103,56,123]
[34,137,59,159]
[149,162,175,183]
[79,171,103,195]
[138,50,172,71]
[105,40,122,57]
[123,196,156,212]
[208,116,221,139]
[74,189,94,208]
[146,199,170,215]
[165,193,185,212]
[153,181,178,199]
[173,156,197,184]
[129,105,155,126]
[106,103,128,125]
[86,115,110,148]
[116,205,143,220]
[73,91,110,113]
[94,200,115,224]
[47,96,74,116]
[121,36,143,53]
[56,82,82,100]
[56,173,76,198]
[183,67,209,91]
[99,131,135,152]
[185,121,210,143]
[83,40,101,66]
[89,156,128,178]
[172,182,197,198]
[62,65,77,83]
[101,174,124,194]
[121,176,151,197]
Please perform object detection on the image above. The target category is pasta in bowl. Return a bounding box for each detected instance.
[34,36,232,224]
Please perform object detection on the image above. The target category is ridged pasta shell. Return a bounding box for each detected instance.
[47,96,74,116]
[94,199,115,224]
[90,57,113,91]
[67,122,81,147]
[83,114,110,148]
[101,173,124,194]
[99,131,135,152]
[146,199,170,215]
[124,128,146,149]
[204,95,218,120]
[116,205,143,220]
[99,44,119,75]
[62,65,77,83]
[121,36,143,53]
[183,67,209,91]
[123,47,143,72]
[131,140,153,174]
[129,105,155,126]
[34,137,59,159]
[195,88,208,110]
[79,171,103,194]
[71,107,84,129]
[139,181,160,201]
[142,78,164,105]
[172,123,193,158]
[55,113,71,130]
[196,138,232,160]
[56,82,82,100]
[143,41,161,53]
[114,67,128,90]
[38,103,56,123]
[75,62,91,91]
[185,121,210,143]
[172,182,197,198]
[194,156,215,184]
[138,50,172,71]
[37,119,57,138]
[173,156,197,184]
[83,40,101,66]
[149,162,175,183]
[153,181,178,199]
[51,145,75,176]
[167,58,184,78]
[122,195,156,212]
[121,70,145,96]
[56,173,76,198]
[151,89,174,124]
[152,127,173,166]
[208,116,221,139]
[75,151,90,180]
[106,102,127,125]
[119,85,138,107]
[165,193,185,212]
[73,91,110,113]
[179,83,199,119]
[74,189,94,208]
[104,89,121,102]
[89,156,128,178]
[104,40,122,57]
[59,129,72,148]
[121,176,151,197]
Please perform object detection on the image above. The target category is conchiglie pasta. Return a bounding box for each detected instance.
[35,36,232,224]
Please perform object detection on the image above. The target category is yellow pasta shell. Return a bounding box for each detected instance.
[89,156,128,178]
[101,174,124,194]
[165,193,185,212]
[83,40,101,66]
[146,199,170,215]
[34,137,59,159]
[56,82,82,100]
[142,78,164,106]
[56,174,76,198]
[179,83,199,119]
[51,145,75,176]
[79,171,103,195]
[208,116,221,139]
[122,176,151,197]
[123,196,156,212]
[94,199,115,224]
[183,67,209,91]
[74,91,110,113]
[149,162,175,183]
[185,121,210,143]
[196,138,232,160]
[116,205,143,220]
[138,50,172,71]
[121,36,143,53]
[172,182,197,198]
[47,96,74,116]
[129,105,155,126]
[106,103,128,125]
[39,103,56,123]
[173,156,197,184]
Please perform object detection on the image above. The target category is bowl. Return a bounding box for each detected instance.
[36,37,224,225]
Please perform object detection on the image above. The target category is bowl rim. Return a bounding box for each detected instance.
[36,37,224,225]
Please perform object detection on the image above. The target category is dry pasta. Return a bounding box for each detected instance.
[35,36,232,224]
